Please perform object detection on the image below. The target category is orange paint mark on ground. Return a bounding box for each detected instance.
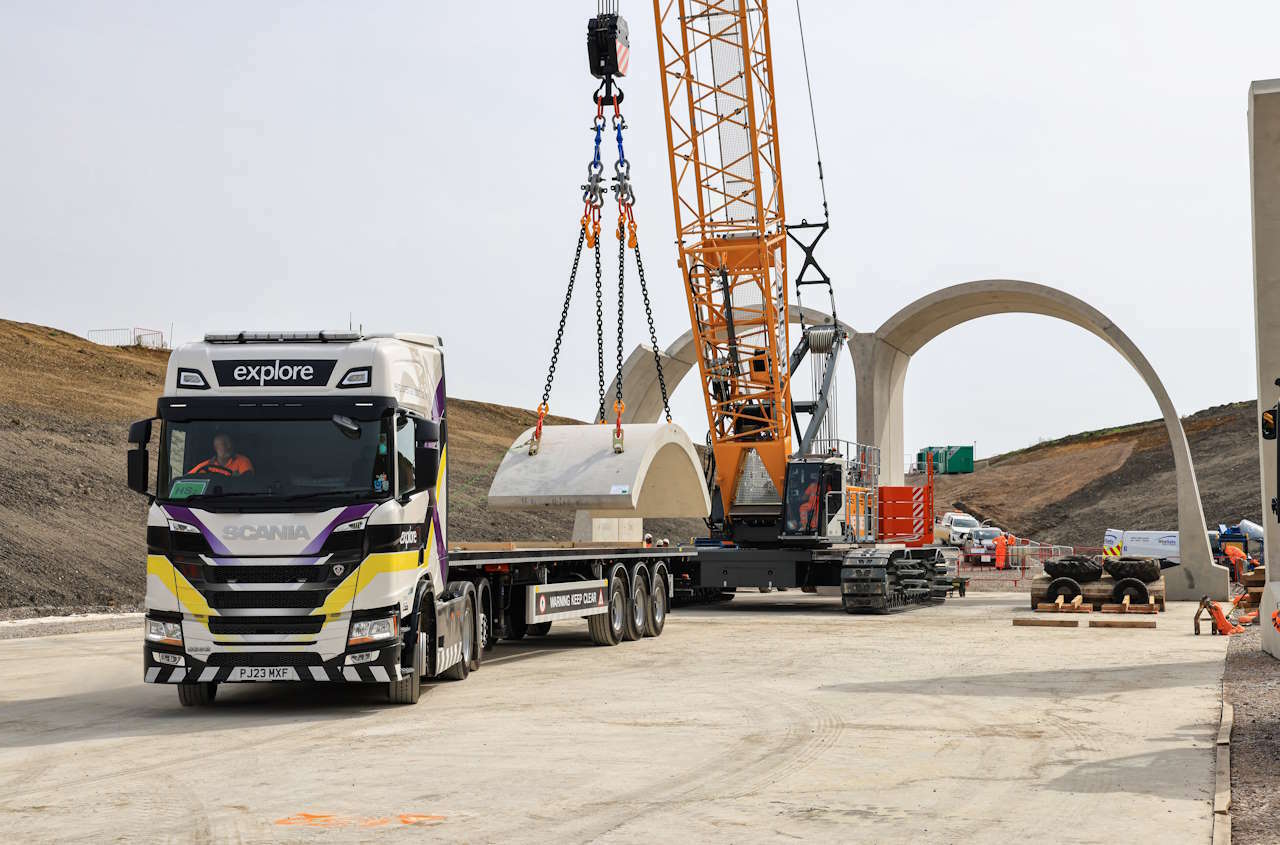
[273,812,446,829]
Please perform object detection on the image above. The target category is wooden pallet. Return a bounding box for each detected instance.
[1028,574,1166,612]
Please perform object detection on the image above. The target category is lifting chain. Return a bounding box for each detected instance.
[532,77,672,455]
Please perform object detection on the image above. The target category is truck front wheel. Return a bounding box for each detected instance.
[178,682,217,707]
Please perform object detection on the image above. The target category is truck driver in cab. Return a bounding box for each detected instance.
[190,433,255,477]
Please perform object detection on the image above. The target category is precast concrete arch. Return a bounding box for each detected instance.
[860,279,1225,600]
[611,281,1225,599]
[611,303,855,425]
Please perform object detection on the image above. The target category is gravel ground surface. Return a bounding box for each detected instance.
[1223,625,1280,845]
[0,594,1227,843]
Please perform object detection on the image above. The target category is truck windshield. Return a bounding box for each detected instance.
[158,417,392,505]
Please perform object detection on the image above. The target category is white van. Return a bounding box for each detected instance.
[1102,528,1179,563]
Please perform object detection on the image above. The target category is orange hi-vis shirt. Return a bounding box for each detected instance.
[190,454,255,476]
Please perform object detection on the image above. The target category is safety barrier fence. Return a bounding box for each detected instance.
[87,327,167,348]
[955,540,1077,590]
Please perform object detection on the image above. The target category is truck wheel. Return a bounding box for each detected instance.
[388,605,426,704]
[624,575,648,642]
[588,575,627,646]
[444,596,474,681]
[527,621,552,636]
[177,682,217,707]
[645,572,668,637]
[479,581,497,653]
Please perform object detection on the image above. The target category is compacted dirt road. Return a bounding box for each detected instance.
[0,594,1226,844]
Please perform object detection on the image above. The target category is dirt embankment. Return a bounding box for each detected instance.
[0,320,700,611]
[934,402,1261,547]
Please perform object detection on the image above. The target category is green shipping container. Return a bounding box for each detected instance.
[916,445,974,474]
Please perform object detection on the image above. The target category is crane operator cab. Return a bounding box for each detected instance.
[781,457,847,542]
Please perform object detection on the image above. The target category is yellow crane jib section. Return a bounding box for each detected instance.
[653,0,791,512]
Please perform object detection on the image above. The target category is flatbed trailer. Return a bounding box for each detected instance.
[447,545,695,646]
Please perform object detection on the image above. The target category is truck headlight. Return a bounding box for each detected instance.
[333,517,367,533]
[146,618,183,646]
[348,615,398,646]
[167,519,201,535]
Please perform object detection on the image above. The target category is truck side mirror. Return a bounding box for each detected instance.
[128,418,152,446]
[415,418,441,445]
[127,448,150,496]
[414,445,439,491]
[1263,405,1277,440]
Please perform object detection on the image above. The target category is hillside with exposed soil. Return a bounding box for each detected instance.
[934,401,1262,547]
[0,319,1264,610]
[0,321,700,611]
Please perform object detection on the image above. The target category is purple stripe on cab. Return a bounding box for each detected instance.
[432,507,447,583]
[302,503,378,555]
[162,506,232,556]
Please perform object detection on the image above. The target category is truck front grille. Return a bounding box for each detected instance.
[205,590,328,610]
[207,565,328,584]
[208,616,326,635]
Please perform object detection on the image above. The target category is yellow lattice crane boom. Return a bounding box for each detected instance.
[652,0,792,518]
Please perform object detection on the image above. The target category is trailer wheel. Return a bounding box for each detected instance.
[443,595,473,681]
[588,573,627,646]
[624,574,648,642]
[645,571,668,637]
[527,621,552,636]
[177,682,217,707]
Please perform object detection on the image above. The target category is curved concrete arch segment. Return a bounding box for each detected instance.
[613,303,854,425]
[486,423,711,518]
[864,279,1225,600]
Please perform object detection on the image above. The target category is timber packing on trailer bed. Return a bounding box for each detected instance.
[125,331,686,706]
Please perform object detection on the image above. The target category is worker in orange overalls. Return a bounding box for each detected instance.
[190,433,254,476]
[993,532,1008,570]
[798,478,820,531]
[1223,545,1248,582]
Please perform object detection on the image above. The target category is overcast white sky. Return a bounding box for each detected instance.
[2,1,1276,463]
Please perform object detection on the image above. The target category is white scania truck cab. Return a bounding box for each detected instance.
[128,331,685,707]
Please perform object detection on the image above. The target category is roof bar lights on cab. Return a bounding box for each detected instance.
[203,331,362,344]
